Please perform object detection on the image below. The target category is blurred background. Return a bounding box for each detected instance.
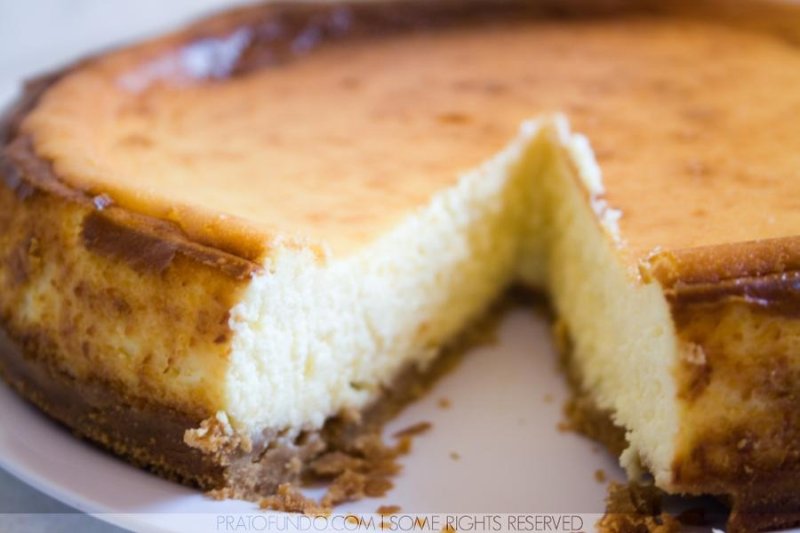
[0,0,261,104]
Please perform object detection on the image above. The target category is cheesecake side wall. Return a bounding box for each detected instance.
[657,263,800,532]
[0,174,248,414]
[0,153,260,486]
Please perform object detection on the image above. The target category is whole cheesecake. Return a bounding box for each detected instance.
[3,0,800,530]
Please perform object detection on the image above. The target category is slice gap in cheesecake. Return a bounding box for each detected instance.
[183,117,553,503]
[179,112,684,509]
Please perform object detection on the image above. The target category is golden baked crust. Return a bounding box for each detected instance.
[17,0,800,261]
[0,134,256,414]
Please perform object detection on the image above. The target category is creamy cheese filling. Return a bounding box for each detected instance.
[226,119,544,434]
[224,116,680,483]
[542,122,679,485]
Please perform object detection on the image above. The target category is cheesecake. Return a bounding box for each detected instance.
[3,0,800,530]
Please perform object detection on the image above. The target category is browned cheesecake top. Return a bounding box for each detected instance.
[12,1,800,266]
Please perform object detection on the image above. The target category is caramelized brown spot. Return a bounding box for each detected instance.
[82,212,177,274]
[437,112,471,124]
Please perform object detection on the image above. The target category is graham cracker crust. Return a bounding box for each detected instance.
[596,483,682,533]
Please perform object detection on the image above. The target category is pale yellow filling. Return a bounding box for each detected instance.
[224,116,680,484]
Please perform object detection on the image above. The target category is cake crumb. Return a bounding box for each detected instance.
[395,435,413,454]
[450,451,460,461]
[365,476,393,497]
[377,505,401,515]
[259,483,329,516]
[393,421,432,438]
[594,469,607,483]
[543,393,554,404]
[315,433,401,506]
[309,451,365,476]
[207,487,234,501]
[438,397,452,409]
[322,470,368,506]
[597,482,680,533]
[184,412,251,456]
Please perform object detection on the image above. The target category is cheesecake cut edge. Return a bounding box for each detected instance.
[0,41,551,499]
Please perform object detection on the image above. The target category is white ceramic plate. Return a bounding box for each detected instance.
[0,307,623,532]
